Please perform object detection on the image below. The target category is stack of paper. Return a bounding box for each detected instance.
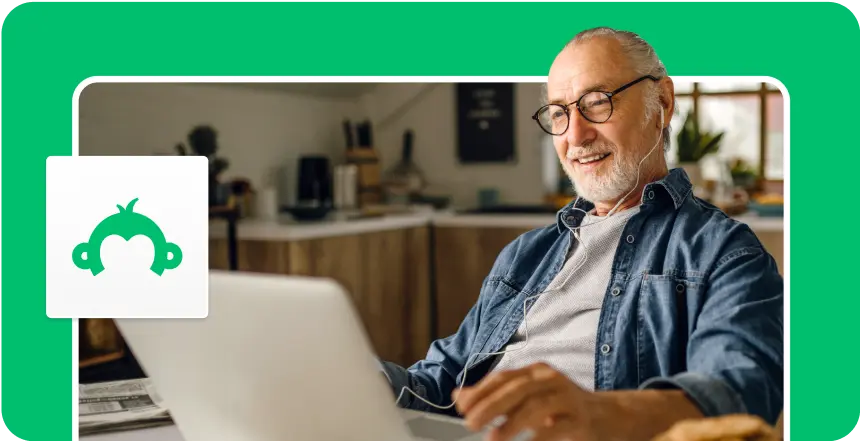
[79,378,173,436]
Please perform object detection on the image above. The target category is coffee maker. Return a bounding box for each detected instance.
[296,156,332,208]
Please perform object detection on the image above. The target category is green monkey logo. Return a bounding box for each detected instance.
[73,198,182,276]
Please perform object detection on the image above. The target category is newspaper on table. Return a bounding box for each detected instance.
[79,378,173,436]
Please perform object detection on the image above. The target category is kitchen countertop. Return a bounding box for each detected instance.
[210,209,784,241]
[729,212,784,233]
[209,212,431,241]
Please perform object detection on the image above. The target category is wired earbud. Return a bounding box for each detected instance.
[390,106,667,412]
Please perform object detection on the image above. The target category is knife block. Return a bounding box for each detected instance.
[346,148,383,207]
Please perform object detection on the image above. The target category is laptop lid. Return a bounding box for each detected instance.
[115,271,414,441]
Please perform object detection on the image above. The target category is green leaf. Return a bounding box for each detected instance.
[674,109,724,162]
[700,132,724,158]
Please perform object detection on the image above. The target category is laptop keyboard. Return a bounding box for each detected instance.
[405,415,477,441]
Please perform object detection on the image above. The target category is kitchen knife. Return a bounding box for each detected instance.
[403,129,413,162]
[343,120,354,150]
[357,122,368,148]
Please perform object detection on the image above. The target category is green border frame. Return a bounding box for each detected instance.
[3,2,859,440]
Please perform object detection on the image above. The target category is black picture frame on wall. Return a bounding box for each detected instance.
[456,83,515,164]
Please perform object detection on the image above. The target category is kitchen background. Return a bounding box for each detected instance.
[77,78,785,385]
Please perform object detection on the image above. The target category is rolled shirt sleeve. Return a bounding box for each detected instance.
[640,242,784,425]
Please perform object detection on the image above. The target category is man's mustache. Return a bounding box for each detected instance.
[566,144,616,160]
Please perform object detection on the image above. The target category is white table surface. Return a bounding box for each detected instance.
[79,409,470,441]
[82,425,184,441]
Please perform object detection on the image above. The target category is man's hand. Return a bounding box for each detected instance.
[651,414,780,441]
[453,362,703,441]
[452,362,605,441]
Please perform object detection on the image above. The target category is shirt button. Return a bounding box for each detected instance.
[626,235,635,244]
[611,287,621,296]
[648,190,655,200]
[600,344,612,354]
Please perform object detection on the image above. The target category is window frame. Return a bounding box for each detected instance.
[675,83,783,183]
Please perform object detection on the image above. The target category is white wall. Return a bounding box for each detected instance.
[358,83,550,209]
[78,81,553,210]
[77,79,781,213]
[78,83,360,206]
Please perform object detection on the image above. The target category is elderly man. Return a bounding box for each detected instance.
[380,27,783,441]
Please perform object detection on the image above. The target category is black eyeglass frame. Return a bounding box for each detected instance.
[532,75,662,135]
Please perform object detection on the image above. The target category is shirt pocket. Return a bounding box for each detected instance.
[637,273,704,379]
[467,280,521,364]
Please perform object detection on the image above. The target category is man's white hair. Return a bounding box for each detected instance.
[550,27,675,152]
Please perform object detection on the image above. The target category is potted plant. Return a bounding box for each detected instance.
[729,157,758,192]
[676,110,724,188]
[175,125,230,206]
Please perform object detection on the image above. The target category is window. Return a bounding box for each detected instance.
[698,95,760,176]
[673,80,695,94]
[666,96,694,168]
[670,77,784,182]
[766,94,784,179]
[698,79,761,93]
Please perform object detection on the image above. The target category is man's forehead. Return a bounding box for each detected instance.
[547,67,609,102]
[547,41,631,102]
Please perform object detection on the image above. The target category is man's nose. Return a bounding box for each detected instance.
[564,110,596,147]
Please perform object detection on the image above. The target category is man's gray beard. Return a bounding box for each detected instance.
[567,154,639,204]
[569,118,664,204]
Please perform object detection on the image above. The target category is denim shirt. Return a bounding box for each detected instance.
[381,168,784,425]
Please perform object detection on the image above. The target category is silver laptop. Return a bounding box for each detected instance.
[115,271,484,441]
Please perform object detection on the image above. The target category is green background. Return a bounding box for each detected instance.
[2,2,857,440]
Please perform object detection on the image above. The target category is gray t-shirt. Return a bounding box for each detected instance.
[489,206,640,390]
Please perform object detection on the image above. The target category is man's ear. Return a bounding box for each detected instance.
[660,77,676,128]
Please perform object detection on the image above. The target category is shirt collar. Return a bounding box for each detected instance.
[555,168,693,234]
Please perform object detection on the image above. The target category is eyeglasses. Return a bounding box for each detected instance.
[532,75,661,136]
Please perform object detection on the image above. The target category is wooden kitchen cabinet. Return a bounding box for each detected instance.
[209,227,431,368]
[432,227,530,339]
[288,228,431,367]
[209,239,289,273]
